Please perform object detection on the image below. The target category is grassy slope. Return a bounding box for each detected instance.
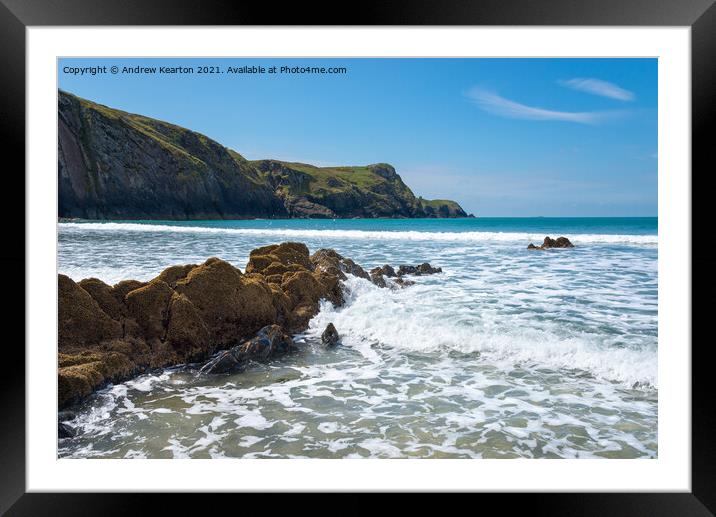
[265,161,385,190]
[418,198,465,211]
[251,159,458,212]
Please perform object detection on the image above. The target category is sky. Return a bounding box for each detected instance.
[58,58,657,217]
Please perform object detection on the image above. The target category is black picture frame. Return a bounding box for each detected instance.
[1,0,710,514]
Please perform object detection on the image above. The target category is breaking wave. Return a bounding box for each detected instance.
[59,222,658,245]
[307,276,658,389]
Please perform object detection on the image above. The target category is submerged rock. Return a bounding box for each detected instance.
[321,323,340,348]
[200,324,296,374]
[393,277,416,288]
[369,269,387,288]
[527,236,575,250]
[377,264,396,277]
[417,262,442,275]
[58,410,76,422]
[397,265,418,276]
[397,262,442,276]
[552,237,575,248]
[58,422,75,439]
[366,262,441,287]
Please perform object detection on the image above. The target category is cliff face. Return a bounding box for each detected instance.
[58,90,468,219]
[253,160,458,218]
[58,91,287,219]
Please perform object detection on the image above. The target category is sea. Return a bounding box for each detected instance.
[57,217,658,459]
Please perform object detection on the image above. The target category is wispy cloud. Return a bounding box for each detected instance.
[560,78,635,101]
[465,88,623,124]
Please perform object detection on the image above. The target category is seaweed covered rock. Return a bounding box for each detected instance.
[77,278,125,320]
[246,242,313,274]
[281,271,326,331]
[165,292,211,360]
[310,248,370,280]
[125,280,174,341]
[174,258,276,346]
[58,347,138,407]
[311,249,348,280]
[154,264,197,287]
[112,279,147,300]
[56,242,428,408]
[58,274,122,348]
[246,245,345,329]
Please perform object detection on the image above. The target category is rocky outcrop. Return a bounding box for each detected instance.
[527,236,575,250]
[57,241,447,408]
[57,242,365,407]
[368,262,442,288]
[397,263,443,276]
[372,265,396,278]
[369,269,388,288]
[58,90,467,220]
[310,248,371,282]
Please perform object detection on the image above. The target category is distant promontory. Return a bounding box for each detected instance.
[58,90,468,220]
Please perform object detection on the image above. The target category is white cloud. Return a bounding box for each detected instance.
[560,78,635,101]
[465,88,623,124]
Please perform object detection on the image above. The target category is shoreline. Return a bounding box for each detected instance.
[58,214,473,223]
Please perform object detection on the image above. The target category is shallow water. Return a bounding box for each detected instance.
[58,218,658,459]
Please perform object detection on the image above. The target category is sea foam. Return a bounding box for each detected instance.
[307,276,658,388]
[59,222,658,245]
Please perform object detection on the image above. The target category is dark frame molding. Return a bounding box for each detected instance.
[1,0,710,514]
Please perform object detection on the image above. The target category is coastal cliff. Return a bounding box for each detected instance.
[58,90,468,220]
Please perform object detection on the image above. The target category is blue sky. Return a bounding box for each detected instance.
[58,58,657,217]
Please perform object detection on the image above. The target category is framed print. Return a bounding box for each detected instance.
[1,0,712,514]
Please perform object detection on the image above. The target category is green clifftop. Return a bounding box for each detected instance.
[58,90,468,219]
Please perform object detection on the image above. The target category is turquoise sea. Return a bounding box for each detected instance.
[57,217,658,459]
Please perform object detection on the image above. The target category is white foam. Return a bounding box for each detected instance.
[233,409,273,430]
[59,222,657,245]
[308,277,658,388]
